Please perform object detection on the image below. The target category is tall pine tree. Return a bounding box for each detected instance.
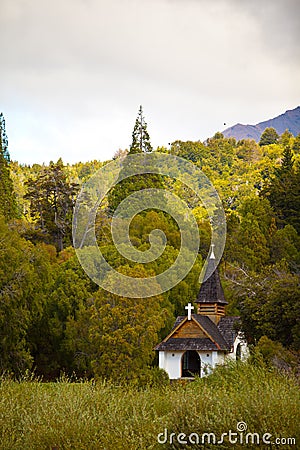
[0,113,18,221]
[108,106,162,214]
[129,105,152,154]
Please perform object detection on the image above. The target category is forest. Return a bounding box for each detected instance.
[0,109,300,382]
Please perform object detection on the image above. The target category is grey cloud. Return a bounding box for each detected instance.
[0,0,299,164]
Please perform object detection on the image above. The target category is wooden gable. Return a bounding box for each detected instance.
[162,316,210,343]
[172,319,207,339]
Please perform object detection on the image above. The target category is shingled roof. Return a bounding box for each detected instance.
[194,315,230,348]
[155,337,221,351]
[155,314,234,352]
[218,316,240,348]
[196,253,228,305]
[155,248,240,354]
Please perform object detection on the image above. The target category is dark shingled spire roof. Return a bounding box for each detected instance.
[196,247,228,305]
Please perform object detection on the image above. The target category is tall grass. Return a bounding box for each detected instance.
[0,362,298,449]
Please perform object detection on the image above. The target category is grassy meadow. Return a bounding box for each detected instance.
[0,362,299,450]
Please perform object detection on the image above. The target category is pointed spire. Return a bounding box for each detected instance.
[196,245,227,305]
[210,243,216,260]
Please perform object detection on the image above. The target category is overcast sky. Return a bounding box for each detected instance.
[1,0,299,165]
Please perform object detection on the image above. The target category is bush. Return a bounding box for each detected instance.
[253,336,299,373]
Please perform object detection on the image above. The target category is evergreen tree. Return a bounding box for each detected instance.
[129,105,152,154]
[25,159,79,251]
[0,113,10,161]
[277,145,294,174]
[259,127,279,146]
[108,106,162,214]
[280,129,293,148]
[292,133,300,153]
[261,146,300,232]
[0,113,18,220]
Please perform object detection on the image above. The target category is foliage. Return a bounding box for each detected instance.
[259,127,279,146]
[261,147,300,233]
[107,106,163,214]
[24,159,79,250]
[1,117,300,380]
[280,129,293,148]
[0,113,10,161]
[254,336,299,373]
[224,196,273,271]
[32,264,93,378]
[226,264,300,349]
[0,362,298,449]
[292,133,300,153]
[66,265,170,382]
[0,217,53,374]
[129,105,152,154]
[0,113,18,220]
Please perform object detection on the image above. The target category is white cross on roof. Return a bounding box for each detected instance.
[185,302,194,320]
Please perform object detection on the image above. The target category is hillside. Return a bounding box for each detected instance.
[222,106,300,141]
[1,108,300,383]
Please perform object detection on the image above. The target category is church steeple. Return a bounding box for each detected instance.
[195,246,227,324]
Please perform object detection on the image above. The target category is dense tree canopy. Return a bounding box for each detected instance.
[0,116,299,379]
[261,145,300,232]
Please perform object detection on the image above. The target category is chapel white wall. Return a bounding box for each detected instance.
[159,351,183,379]
[159,350,226,379]
[226,332,249,361]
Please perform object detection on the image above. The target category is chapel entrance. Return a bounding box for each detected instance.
[181,350,201,378]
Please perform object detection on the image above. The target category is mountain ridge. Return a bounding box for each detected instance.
[222,106,300,141]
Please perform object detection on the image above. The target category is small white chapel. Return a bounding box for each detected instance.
[155,248,248,379]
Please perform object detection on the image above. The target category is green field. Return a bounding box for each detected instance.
[0,362,298,450]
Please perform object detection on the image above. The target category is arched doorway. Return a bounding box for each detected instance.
[182,351,201,377]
